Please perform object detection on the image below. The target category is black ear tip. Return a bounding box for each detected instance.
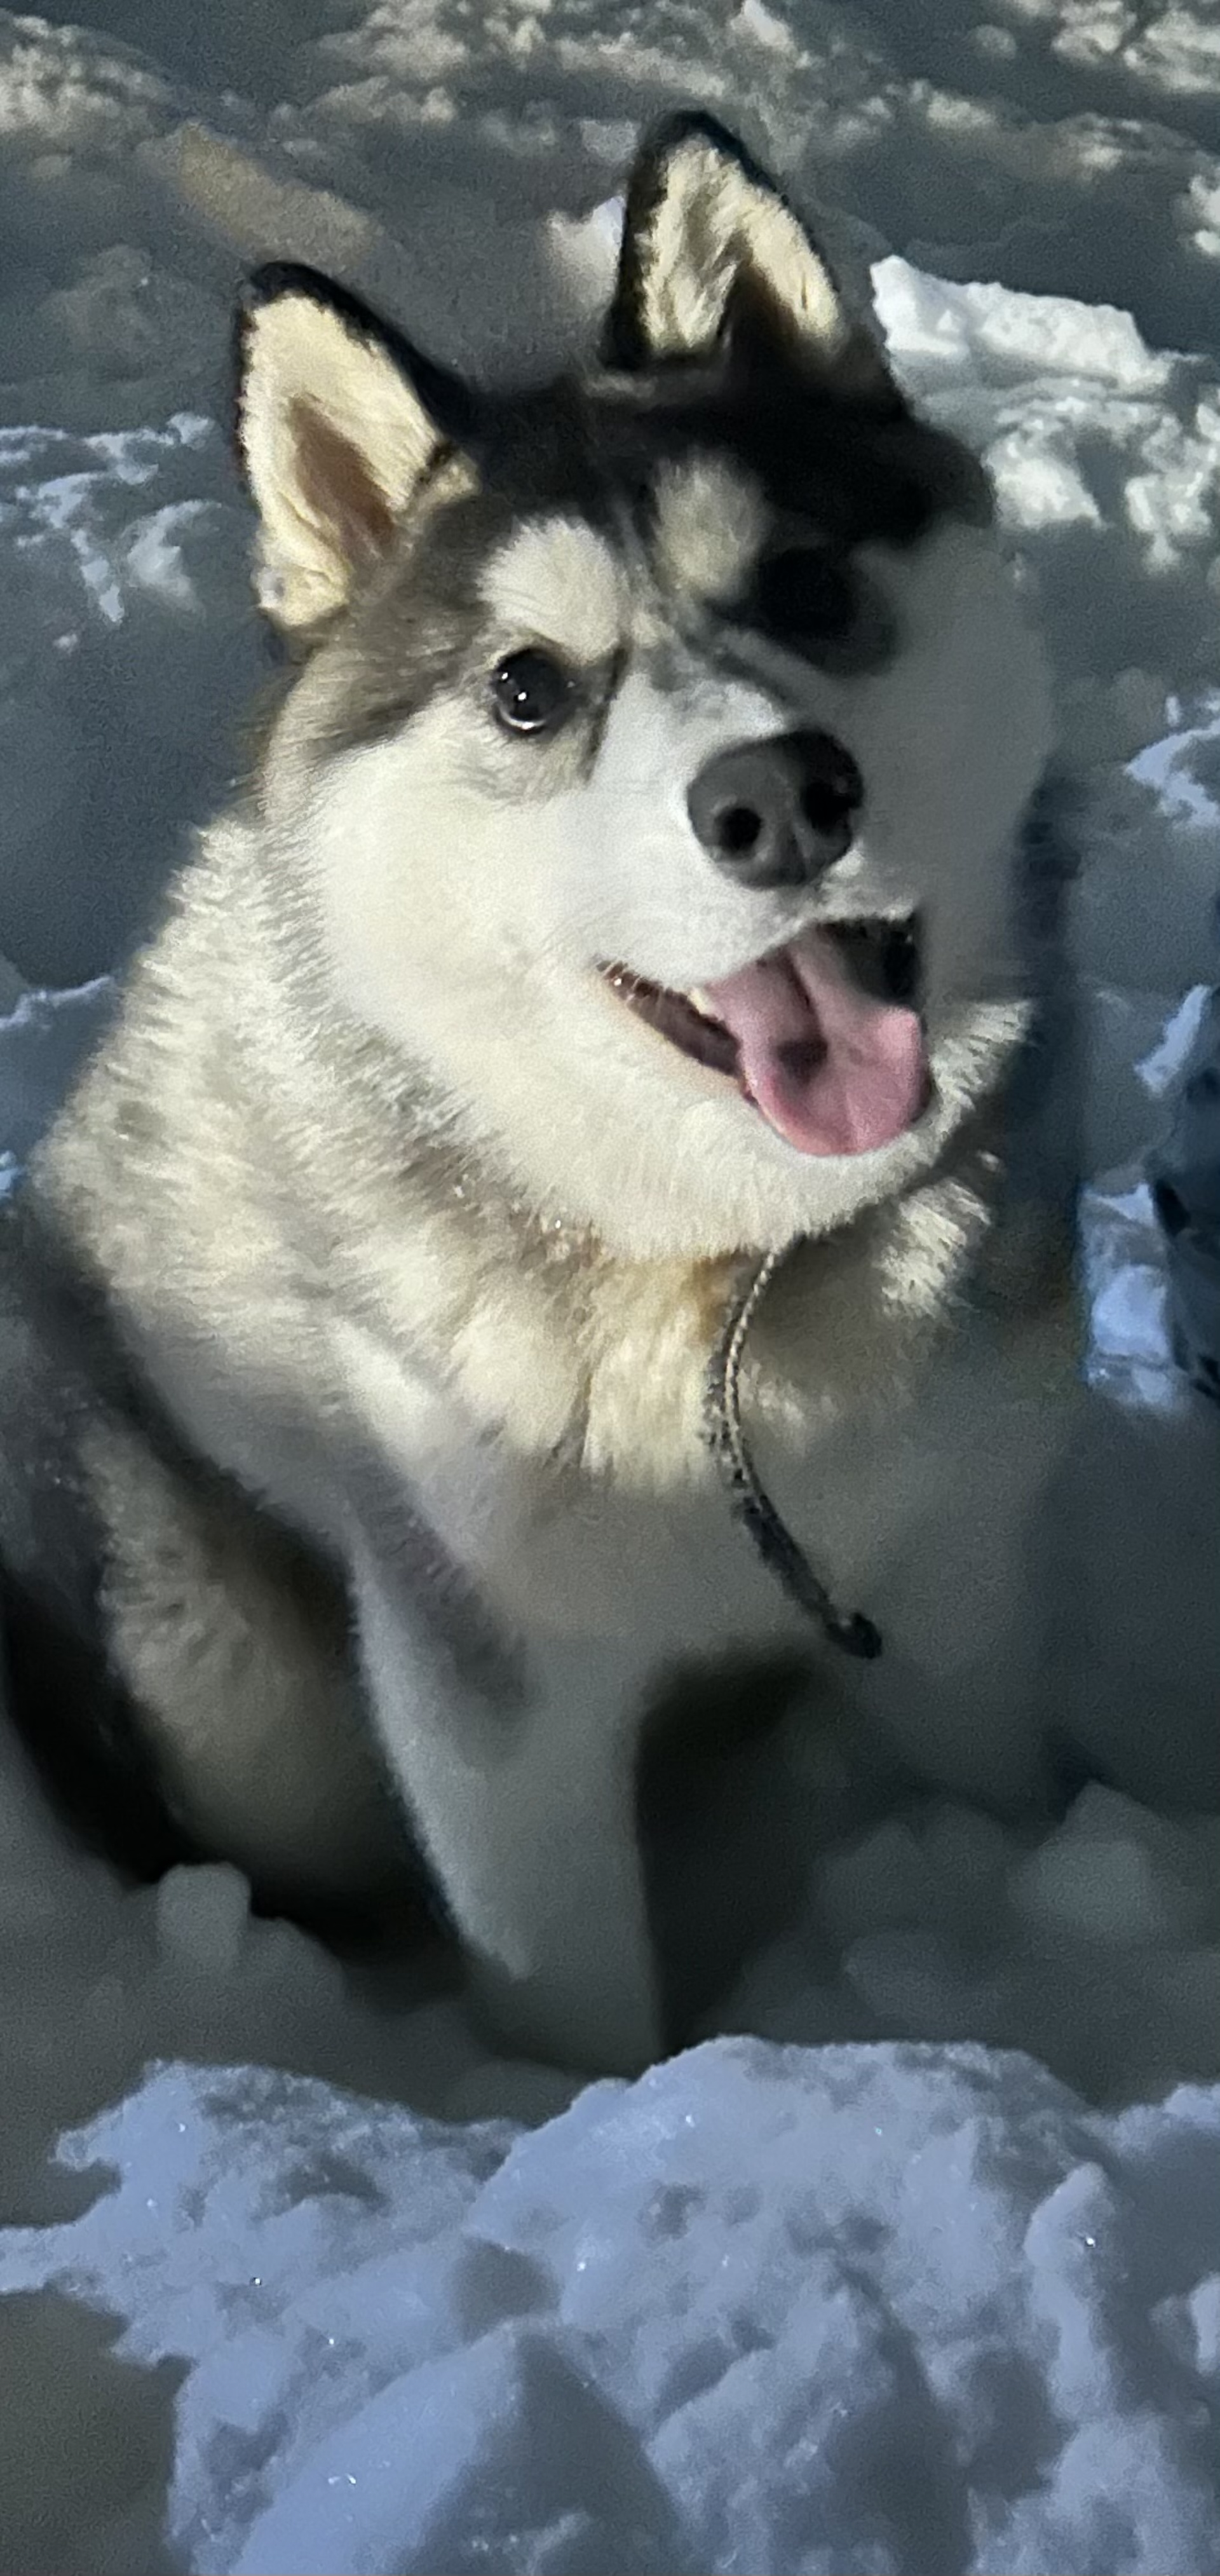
[237,262,385,339]
[640,106,743,156]
[632,106,771,193]
[243,259,335,309]
[233,264,369,407]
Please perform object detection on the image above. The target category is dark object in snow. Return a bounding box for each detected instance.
[1150,981,1220,1407]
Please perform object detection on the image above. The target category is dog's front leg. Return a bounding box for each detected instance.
[352,1546,662,2076]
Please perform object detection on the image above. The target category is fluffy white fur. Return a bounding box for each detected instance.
[652,457,767,604]
[32,118,1068,2078]
[281,512,1050,1260]
[480,519,626,665]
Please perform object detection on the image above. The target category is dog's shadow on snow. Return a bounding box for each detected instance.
[640,1653,848,2037]
[0,2291,186,2574]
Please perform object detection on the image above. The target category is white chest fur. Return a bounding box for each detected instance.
[334,1254,1078,1812]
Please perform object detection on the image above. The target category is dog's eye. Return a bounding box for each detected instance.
[754,548,856,648]
[491,649,573,737]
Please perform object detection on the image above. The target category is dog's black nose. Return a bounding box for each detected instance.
[686,729,862,890]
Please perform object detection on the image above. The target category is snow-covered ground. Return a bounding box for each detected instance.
[2,2,1220,2568]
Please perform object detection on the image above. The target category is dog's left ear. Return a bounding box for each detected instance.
[603,112,896,405]
[235,264,475,634]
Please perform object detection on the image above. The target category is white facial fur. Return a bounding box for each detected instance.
[480,518,625,665]
[273,503,1052,1261]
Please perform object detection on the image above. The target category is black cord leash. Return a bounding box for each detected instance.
[704,1243,883,1662]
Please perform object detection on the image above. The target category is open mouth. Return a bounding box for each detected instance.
[600,918,932,1157]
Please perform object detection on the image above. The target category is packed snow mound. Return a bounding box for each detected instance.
[0,414,254,985]
[1,2041,1218,2575]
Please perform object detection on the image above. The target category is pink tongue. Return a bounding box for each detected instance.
[704,930,928,1155]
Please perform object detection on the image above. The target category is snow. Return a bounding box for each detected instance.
[3,0,1220,2567]
[1,2043,1220,2573]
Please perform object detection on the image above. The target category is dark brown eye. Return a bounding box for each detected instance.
[755,548,856,648]
[491,649,573,736]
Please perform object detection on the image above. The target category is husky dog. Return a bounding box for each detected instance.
[1,114,1074,2072]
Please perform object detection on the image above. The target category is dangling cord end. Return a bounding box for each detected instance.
[705,1242,884,1663]
[823,1607,883,1662]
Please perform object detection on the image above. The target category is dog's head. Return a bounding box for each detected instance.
[237,114,1052,1257]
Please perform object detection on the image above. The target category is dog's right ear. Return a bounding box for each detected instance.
[602,113,895,406]
[235,266,473,634]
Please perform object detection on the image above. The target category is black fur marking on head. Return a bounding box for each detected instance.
[309,355,988,756]
[273,187,991,762]
[481,369,989,556]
